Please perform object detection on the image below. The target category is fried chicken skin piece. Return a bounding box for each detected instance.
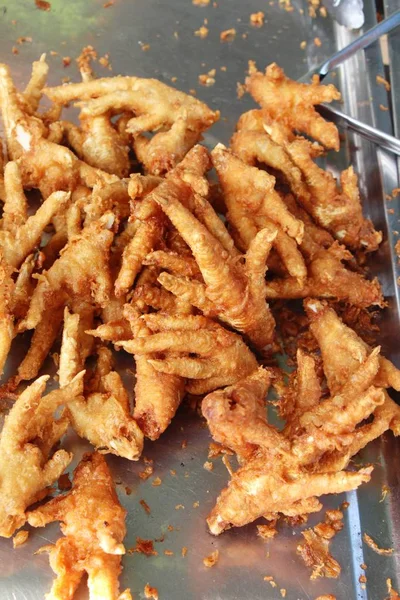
[211,144,306,281]
[203,371,372,534]
[150,176,276,350]
[265,242,384,309]
[0,373,84,538]
[20,212,115,332]
[27,452,132,600]
[119,313,259,395]
[116,306,185,440]
[59,309,144,460]
[286,138,381,252]
[44,76,219,175]
[246,63,341,150]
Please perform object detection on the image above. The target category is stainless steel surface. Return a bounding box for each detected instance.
[0,1,400,600]
[300,9,400,81]
[317,103,400,155]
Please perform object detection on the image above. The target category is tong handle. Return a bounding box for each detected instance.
[318,10,400,80]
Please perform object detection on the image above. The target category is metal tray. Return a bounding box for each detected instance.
[0,0,399,598]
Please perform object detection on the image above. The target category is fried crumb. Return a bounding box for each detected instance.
[35,0,51,10]
[140,499,151,514]
[363,533,394,555]
[11,19,17,25]
[257,522,278,539]
[167,525,174,532]
[181,440,187,449]
[222,454,233,475]
[58,473,72,491]
[17,37,33,44]
[164,549,174,556]
[140,43,151,52]
[99,55,111,69]
[386,578,400,598]
[392,188,400,197]
[103,0,115,6]
[300,40,307,50]
[189,88,197,95]
[376,75,391,91]
[131,538,158,556]
[175,504,184,510]
[139,465,154,480]
[220,28,236,42]
[49,50,58,56]
[13,530,29,547]
[380,104,389,111]
[315,596,336,600]
[341,501,350,511]
[319,5,327,16]
[174,31,179,39]
[359,574,367,583]
[125,486,132,496]
[361,563,367,569]
[280,590,286,598]
[203,461,214,471]
[182,546,188,557]
[263,576,277,588]
[237,82,246,99]
[220,66,227,72]
[62,56,71,67]
[144,584,159,600]
[380,484,390,501]
[203,550,219,567]
[12,46,19,55]
[152,477,162,487]
[144,456,153,465]
[193,501,200,508]
[314,37,322,47]
[170,469,177,476]
[61,76,70,84]
[193,0,210,4]
[250,11,265,26]
[279,0,294,12]
[199,73,215,87]
[195,25,209,38]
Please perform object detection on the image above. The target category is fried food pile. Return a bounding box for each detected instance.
[0,57,398,594]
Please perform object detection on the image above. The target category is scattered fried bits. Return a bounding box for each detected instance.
[35,0,51,10]
[220,28,236,42]
[363,533,394,555]
[195,25,209,38]
[13,530,29,547]
[27,453,132,600]
[376,75,391,91]
[132,537,158,556]
[250,11,265,26]
[144,584,159,600]
[297,510,343,579]
[203,549,219,567]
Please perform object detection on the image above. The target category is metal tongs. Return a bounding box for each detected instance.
[299,10,400,156]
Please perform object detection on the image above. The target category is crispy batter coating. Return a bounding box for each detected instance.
[21,212,114,331]
[59,308,144,460]
[1,161,70,268]
[150,176,276,349]
[0,373,84,537]
[44,76,219,175]
[231,109,311,207]
[119,305,185,440]
[265,242,384,308]
[27,452,132,600]
[305,299,400,393]
[286,138,382,252]
[211,144,306,281]
[0,256,14,376]
[246,63,341,150]
[120,314,259,395]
